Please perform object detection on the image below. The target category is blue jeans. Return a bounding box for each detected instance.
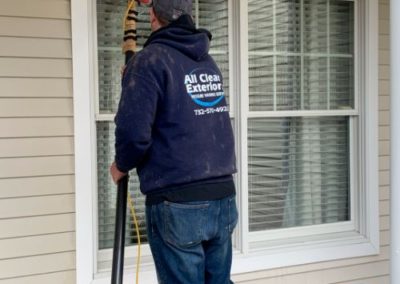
[145,195,238,284]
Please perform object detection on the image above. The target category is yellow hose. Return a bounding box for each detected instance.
[123,0,136,30]
[127,193,141,284]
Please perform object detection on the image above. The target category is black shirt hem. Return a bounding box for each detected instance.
[145,178,235,205]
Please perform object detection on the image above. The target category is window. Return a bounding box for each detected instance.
[71,0,378,280]
[246,0,354,234]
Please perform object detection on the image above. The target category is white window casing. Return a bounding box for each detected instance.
[71,0,379,283]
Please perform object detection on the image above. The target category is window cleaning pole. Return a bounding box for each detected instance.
[111,175,129,284]
[111,2,137,283]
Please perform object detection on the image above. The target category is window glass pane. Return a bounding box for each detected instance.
[248,0,274,52]
[276,56,302,110]
[303,0,328,53]
[275,0,301,53]
[248,117,350,232]
[248,0,354,111]
[303,56,328,109]
[197,0,228,50]
[97,1,150,114]
[330,57,354,109]
[330,0,354,54]
[249,55,274,111]
[97,50,124,114]
[96,2,125,50]
[97,122,146,249]
[196,0,230,102]
[330,0,354,109]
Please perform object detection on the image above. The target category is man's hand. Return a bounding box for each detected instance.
[110,162,127,184]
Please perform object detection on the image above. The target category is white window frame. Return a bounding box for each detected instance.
[72,0,379,283]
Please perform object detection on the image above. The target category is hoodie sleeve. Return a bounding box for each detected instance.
[114,68,161,173]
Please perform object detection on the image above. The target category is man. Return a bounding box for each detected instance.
[110,0,237,283]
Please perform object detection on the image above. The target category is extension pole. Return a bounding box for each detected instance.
[111,2,137,283]
[111,175,129,284]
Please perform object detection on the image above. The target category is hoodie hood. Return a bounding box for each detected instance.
[144,15,212,61]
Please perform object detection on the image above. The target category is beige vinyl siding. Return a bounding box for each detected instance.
[0,117,73,138]
[0,271,76,284]
[0,0,76,283]
[233,0,391,283]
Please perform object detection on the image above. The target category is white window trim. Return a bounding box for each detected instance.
[71,0,379,283]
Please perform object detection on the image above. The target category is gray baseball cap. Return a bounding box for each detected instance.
[152,0,192,22]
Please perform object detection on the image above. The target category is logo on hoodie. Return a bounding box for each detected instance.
[184,68,225,108]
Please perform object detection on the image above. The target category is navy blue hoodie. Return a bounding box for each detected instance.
[114,15,236,195]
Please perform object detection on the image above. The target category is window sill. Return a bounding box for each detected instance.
[232,231,379,275]
[92,231,379,284]
[93,267,157,284]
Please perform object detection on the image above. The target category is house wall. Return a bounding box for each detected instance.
[0,0,391,283]
[233,0,391,283]
[0,0,76,283]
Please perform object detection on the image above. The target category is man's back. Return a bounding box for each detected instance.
[114,15,236,194]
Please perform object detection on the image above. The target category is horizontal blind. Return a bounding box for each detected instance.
[248,117,350,231]
[248,0,354,111]
[97,122,146,249]
[96,0,230,250]
[196,0,230,103]
[247,0,354,232]
[97,1,151,115]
